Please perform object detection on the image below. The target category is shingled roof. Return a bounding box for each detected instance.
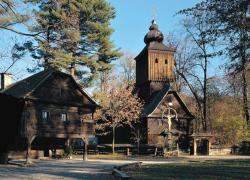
[0,69,99,106]
[142,85,194,119]
[135,42,176,61]
[1,70,52,98]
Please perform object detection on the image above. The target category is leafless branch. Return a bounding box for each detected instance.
[0,25,41,37]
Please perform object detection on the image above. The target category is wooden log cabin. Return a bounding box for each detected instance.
[0,69,99,163]
[135,20,194,151]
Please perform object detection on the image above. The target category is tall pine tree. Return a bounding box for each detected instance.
[0,0,32,36]
[24,0,121,86]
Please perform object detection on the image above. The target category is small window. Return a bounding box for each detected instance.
[42,111,49,121]
[165,59,168,64]
[61,113,68,122]
[155,58,158,63]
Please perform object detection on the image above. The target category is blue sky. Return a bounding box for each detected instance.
[107,0,201,54]
[2,0,226,85]
[106,0,225,77]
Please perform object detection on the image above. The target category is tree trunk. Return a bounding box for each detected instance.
[239,11,249,124]
[176,69,204,130]
[242,68,249,124]
[112,125,115,154]
[0,152,9,164]
[83,138,88,161]
[240,25,249,124]
[203,55,208,131]
[137,129,140,154]
[66,138,72,159]
[100,70,109,93]
[26,142,32,164]
[25,136,35,164]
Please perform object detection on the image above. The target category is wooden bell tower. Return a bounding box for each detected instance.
[135,20,176,103]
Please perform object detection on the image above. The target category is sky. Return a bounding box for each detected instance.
[107,0,201,54]
[1,0,226,87]
[106,0,225,78]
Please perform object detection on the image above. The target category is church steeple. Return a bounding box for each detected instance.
[135,20,176,103]
[144,20,164,44]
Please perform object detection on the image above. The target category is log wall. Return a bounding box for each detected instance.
[22,101,94,139]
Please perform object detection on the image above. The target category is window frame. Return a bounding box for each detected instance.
[61,113,68,122]
[165,59,168,64]
[42,111,50,121]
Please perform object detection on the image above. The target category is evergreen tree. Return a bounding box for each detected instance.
[24,0,121,86]
[0,0,33,36]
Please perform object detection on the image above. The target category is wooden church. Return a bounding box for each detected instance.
[98,20,195,153]
[135,20,194,151]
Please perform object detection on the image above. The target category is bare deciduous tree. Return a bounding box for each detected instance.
[95,76,143,154]
[173,10,219,131]
[118,52,136,86]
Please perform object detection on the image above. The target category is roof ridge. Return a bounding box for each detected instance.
[143,85,170,117]
[143,85,194,118]
[1,69,99,107]
[70,79,100,107]
[1,69,53,98]
[1,70,46,93]
[24,70,54,98]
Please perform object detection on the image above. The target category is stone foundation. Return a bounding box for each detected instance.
[210,146,232,155]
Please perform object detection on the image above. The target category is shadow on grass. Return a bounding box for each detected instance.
[126,159,250,180]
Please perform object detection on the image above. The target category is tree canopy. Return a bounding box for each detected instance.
[178,0,250,124]
[22,0,121,86]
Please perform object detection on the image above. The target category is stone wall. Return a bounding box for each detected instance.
[210,146,232,155]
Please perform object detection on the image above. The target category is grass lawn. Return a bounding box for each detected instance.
[125,159,250,180]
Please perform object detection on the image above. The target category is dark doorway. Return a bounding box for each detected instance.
[197,139,209,155]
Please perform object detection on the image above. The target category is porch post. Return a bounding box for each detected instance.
[66,138,72,159]
[82,138,88,161]
[207,139,211,155]
[177,143,179,157]
[193,138,197,156]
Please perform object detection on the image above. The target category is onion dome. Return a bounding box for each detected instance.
[144,19,164,44]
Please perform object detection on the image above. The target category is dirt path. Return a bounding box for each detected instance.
[0,159,117,180]
[0,155,249,179]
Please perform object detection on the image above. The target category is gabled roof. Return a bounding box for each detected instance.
[1,69,99,107]
[1,70,53,98]
[142,85,194,119]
